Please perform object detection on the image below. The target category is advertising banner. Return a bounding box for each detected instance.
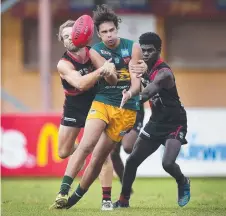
[121,109,226,177]
[1,115,89,177]
[1,109,226,177]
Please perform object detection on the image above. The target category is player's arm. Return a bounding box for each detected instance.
[127,43,143,96]
[120,43,142,108]
[140,68,174,104]
[57,59,103,92]
[89,49,118,85]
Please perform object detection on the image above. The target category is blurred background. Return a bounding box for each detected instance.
[1,0,226,178]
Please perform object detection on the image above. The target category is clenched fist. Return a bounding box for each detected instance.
[101,58,116,77]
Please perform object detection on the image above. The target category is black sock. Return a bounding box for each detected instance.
[102,187,111,201]
[67,184,87,208]
[60,175,73,195]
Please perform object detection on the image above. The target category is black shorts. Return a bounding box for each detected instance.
[132,110,144,133]
[61,105,89,128]
[139,120,188,145]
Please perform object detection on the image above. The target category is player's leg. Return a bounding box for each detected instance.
[58,125,80,159]
[111,109,143,184]
[54,126,81,206]
[96,142,122,211]
[162,127,190,207]
[110,131,137,186]
[110,129,138,194]
[58,107,87,159]
[50,126,80,209]
[99,108,138,209]
[54,101,109,209]
[114,137,161,208]
[121,129,139,154]
[66,107,137,209]
[121,109,144,154]
[111,141,124,183]
[98,130,138,210]
[162,139,185,183]
[99,154,114,210]
[50,107,93,209]
[50,111,85,209]
[66,132,115,209]
[50,118,107,209]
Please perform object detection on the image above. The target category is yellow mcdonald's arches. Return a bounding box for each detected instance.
[36,123,62,167]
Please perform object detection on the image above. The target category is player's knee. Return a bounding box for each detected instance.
[58,147,71,159]
[123,146,133,154]
[162,160,172,172]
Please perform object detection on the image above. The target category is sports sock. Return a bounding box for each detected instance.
[102,187,111,201]
[67,184,87,207]
[60,175,73,195]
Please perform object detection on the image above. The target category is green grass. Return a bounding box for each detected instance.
[2,178,226,216]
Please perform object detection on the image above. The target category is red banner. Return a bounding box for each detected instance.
[1,114,88,177]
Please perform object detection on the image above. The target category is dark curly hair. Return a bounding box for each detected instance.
[139,32,162,52]
[93,4,121,31]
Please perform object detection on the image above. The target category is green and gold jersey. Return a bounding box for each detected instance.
[92,38,140,111]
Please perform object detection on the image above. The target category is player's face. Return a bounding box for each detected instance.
[61,27,80,52]
[140,44,158,63]
[98,21,118,47]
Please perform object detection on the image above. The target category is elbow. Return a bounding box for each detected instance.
[75,81,86,92]
[76,83,88,92]
[77,81,94,92]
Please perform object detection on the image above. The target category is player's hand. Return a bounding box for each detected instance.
[101,58,116,77]
[120,89,132,108]
[129,60,148,77]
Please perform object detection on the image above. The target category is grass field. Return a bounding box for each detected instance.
[2,178,226,216]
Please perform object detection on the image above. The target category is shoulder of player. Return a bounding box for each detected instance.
[57,59,75,75]
[120,37,134,44]
[60,52,75,65]
[89,47,101,59]
[91,41,104,51]
[155,67,174,81]
[120,38,136,49]
[120,38,138,57]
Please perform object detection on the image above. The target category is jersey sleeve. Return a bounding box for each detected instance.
[91,43,101,54]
